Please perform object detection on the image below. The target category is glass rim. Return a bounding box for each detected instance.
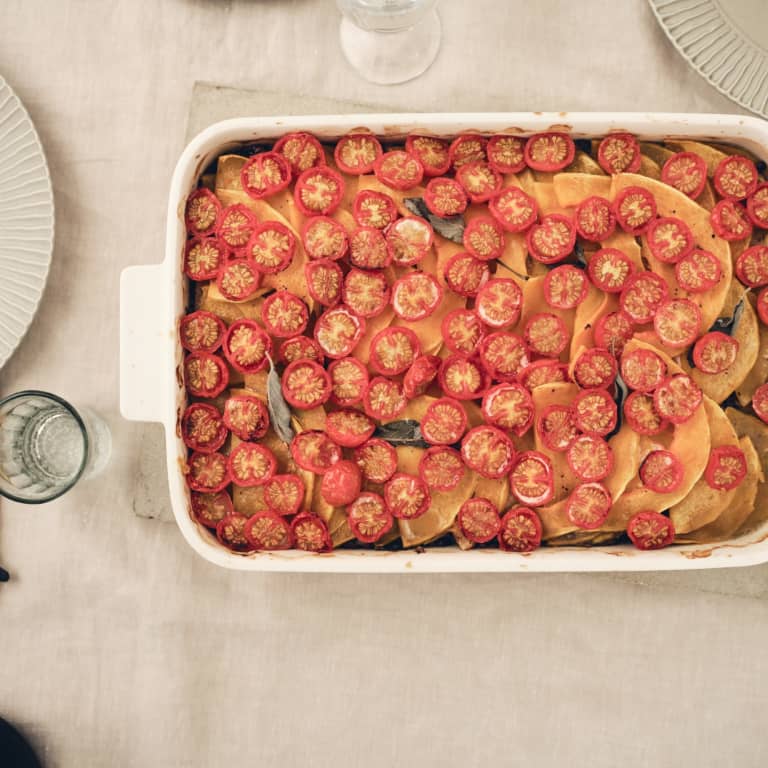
[0,389,89,504]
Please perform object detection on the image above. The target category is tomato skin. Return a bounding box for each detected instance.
[518,359,569,390]
[623,391,669,436]
[752,382,768,424]
[187,451,231,493]
[302,216,349,261]
[278,335,324,365]
[488,186,538,233]
[613,186,657,235]
[314,305,366,359]
[222,396,269,442]
[305,259,343,307]
[262,291,310,338]
[675,249,723,293]
[757,288,768,326]
[704,445,747,490]
[438,354,489,400]
[460,425,516,479]
[455,161,502,203]
[246,220,297,274]
[418,446,466,491]
[537,404,579,452]
[184,352,229,398]
[619,348,666,392]
[544,265,588,310]
[619,272,669,325]
[646,216,694,264]
[458,498,501,544]
[281,359,332,410]
[746,183,768,229]
[290,430,342,474]
[627,511,675,550]
[486,135,526,174]
[421,397,468,445]
[572,347,617,390]
[185,188,222,236]
[597,133,641,175]
[391,273,443,321]
[353,189,397,229]
[572,388,618,437]
[328,357,369,406]
[424,177,468,217]
[180,311,226,353]
[406,135,451,176]
[346,493,394,543]
[526,214,576,265]
[320,460,363,506]
[191,490,233,529]
[223,319,272,374]
[374,150,424,191]
[216,514,254,552]
[566,482,612,530]
[363,377,407,420]
[294,166,345,216]
[342,268,390,318]
[692,332,739,374]
[498,506,542,552]
[463,216,505,261]
[325,409,376,448]
[441,309,486,356]
[479,331,530,382]
[334,133,382,175]
[181,403,228,454]
[661,152,707,199]
[711,199,753,241]
[444,252,490,297]
[508,450,554,507]
[735,245,768,288]
[475,278,524,329]
[386,217,434,266]
[567,435,614,482]
[587,248,635,294]
[574,196,616,242]
[449,135,487,169]
[348,226,390,270]
[594,311,635,357]
[653,374,703,424]
[639,449,684,494]
[184,237,226,281]
[354,439,398,484]
[240,152,292,199]
[243,510,293,551]
[227,442,277,487]
[524,313,569,358]
[274,131,324,175]
[524,132,575,172]
[481,382,535,436]
[384,473,431,520]
[263,473,305,516]
[713,154,758,200]
[291,512,333,552]
[217,203,257,252]
[403,354,442,398]
[653,298,702,348]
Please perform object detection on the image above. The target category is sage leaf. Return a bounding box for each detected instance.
[265,352,295,443]
[710,293,747,337]
[607,370,629,439]
[404,197,466,244]
[374,419,430,447]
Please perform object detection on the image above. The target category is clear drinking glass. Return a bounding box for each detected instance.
[0,391,111,503]
[336,0,441,85]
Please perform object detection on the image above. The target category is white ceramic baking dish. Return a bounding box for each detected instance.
[120,112,768,572]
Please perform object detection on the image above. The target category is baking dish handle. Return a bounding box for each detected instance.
[120,264,170,423]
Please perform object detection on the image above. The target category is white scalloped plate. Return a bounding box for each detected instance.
[649,0,768,118]
[0,75,54,370]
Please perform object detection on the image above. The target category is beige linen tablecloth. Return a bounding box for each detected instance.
[2,1,768,766]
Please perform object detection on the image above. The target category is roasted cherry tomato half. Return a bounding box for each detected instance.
[746,183,768,229]
[449,134,487,169]
[419,446,466,492]
[314,305,365,359]
[353,189,397,229]
[613,185,657,235]
[566,482,612,530]
[479,332,530,382]
[216,259,261,302]
[180,311,226,353]
[185,188,221,236]
[261,291,309,338]
[692,331,739,374]
[354,439,398,484]
[184,237,226,281]
[661,152,707,199]
[519,359,568,390]
[294,166,345,216]
[290,430,342,474]
[384,473,432,520]
[223,395,270,442]
[346,493,394,543]
[509,451,554,507]
[223,318,272,373]
[328,357,369,406]
[305,258,343,307]
[536,404,578,451]
[574,195,616,242]
[623,391,668,435]
[462,216,505,261]
[403,353,441,398]
[374,150,424,191]
[653,374,703,424]
[619,272,669,325]
[710,199,753,241]
[391,272,442,321]
[363,377,407,421]
[217,203,257,251]
[386,216,434,266]
[639,450,684,493]
[325,409,376,448]
[438,354,488,400]
[216,514,253,552]
[187,451,230,493]
[342,268,390,317]
[369,326,420,376]
[481,382,535,436]
[349,226,390,269]
[460,425,516,479]
[594,311,635,357]
[334,133,382,175]
[587,247,635,294]
[302,216,349,261]
[713,154,758,200]
[597,133,641,175]
[627,511,675,550]
[757,287,768,326]
[291,512,333,552]
[281,359,332,410]
[566,435,614,483]
[455,161,502,203]
[752,382,768,424]
[572,347,617,389]
[524,313,569,358]
[405,135,451,176]
[619,347,666,392]
[278,335,323,365]
[184,352,229,398]
[444,252,491,297]
[227,442,277,487]
[544,265,589,310]
[458,498,501,544]
[191,490,233,529]
[442,309,486,356]
[675,249,722,293]
[735,245,768,288]
[572,388,617,437]
[244,510,293,550]
[274,131,324,175]
[421,397,468,445]
[526,214,576,264]
[704,445,747,490]
[246,221,296,274]
[653,298,702,348]
[524,132,575,172]
[486,135,526,174]
[475,278,523,328]
[182,403,227,454]
[488,186,538,233]
[320,460,363,507]
[498,506,542,552]
[240,151,292,199]
[646,216,694,264]
[424,177,468,217]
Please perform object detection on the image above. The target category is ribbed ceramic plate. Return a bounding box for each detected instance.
[0,76,54,370]
[649,0,768,118]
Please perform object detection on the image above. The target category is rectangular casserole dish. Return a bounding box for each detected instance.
[120,112,768,572]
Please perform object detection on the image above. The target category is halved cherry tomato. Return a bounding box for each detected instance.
[455,161,502,203]
[243,510,292,550]
[481,382,535,435]
[653,374,702,424]
[325,409,376,447]
[567,435,614,482]
[342,268,390,317]
[291,430,342,474]
[328,357,369,406]
[486,135,526,174]
[460,425,516,479]
[180,311,226,353]
[544,265,589,310]
[594,311,635,357]
[185,188,221,236]
[524,132,575,172]
[693,332,739,374]
[291,512,333,552]
[518,359,569,390]
[334,133,382,175]
[675,249,722,293]
[475,278,523,328]
[509,451,554,507]
[735,244,768,287]
[572,388,617,437]
[587,248,635,294]
[385,216,434,266]
[217,204,257,251]
[246,221,296,274]
[374,150,424,190]
[182,403,227,453]
[479,332,530,381]
[281,359,332,409]
[320,460,362,506]
[704,445,747,490]
[223,319,272,373]
[223,395,270,441]
[597,133,641,175]
[346,493,393,543]
[646,216,694,264]
[294,166,345,216]
[274,131,324,175]
[639,450,684,493]
[526,214,576,264]
[184,352,229,398]
[619,347,666,392]
[305,259,343,307]
[302,216,349,261]
[624,391,668,435]
[439,354,488,400]
[354,439,398,484]
[613,186,657,234]
[752,383,768,423]
[449,135,487,169]
[654,299,701,348]
[353,189,397,229]
[627,511,675,550]
[661,152,707,199]
[391,272,442,321]
[424,177,468,217]
[462,216,505,261]
[524,313,569,357]
[278,335,323,365]
[187,451,230,493]
[444,252,490,297]
[757,288,768,325]
[405,135,451,176]
[228,442,277,487]
[403,354,441,398]
[713,154,758,200]
[620,272,669,325]
[488,186,538,233]
[216,259,261,302]
[536,404,578,451]
[746,183,768,228]
[262,291,309,337]
[349,226,390,269]
[191,490,233,529]
[711,199,753,241]
[457,497,501,544]
[216,514,253,552]
[566,482,612,529]
[572,347,617,389]
[384,473,431,519]
[442,310,486,355]
[421,397,468,445]
[498,506,542,552]
[370,326,420,376]
[419,446,466,491]
[574,195,616,242]
[363,377,407,420]
[314,305,365,358]
[184,237,225,281]
[241,152,292,199]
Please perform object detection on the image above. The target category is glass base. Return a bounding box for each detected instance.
[339,9,441,85]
